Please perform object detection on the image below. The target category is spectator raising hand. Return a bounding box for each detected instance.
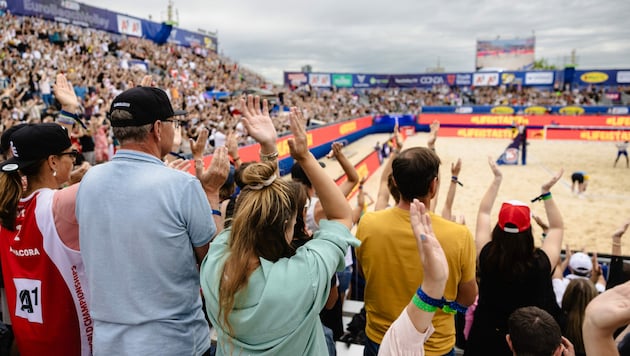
[379,199,449,355]
[239,95,277,157]
[441,158,462,222]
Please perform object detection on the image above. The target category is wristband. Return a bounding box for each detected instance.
[412,294,438,312]
[416,287,468,314]
[211,209,222,217]
[443,300,467,314]
[259,151,279,162]
[451,176,463,187]
[416,287,443,308]
[531,192,551,203]
[58,110,87,129]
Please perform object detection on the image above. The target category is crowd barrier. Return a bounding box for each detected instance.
[192,111,630,176]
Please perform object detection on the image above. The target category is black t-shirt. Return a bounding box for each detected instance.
[78,134,95,152]
[465,246,563,356]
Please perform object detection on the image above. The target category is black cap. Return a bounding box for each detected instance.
[1,123,27,154]
[0,123,71,172]
[109,86,187,127]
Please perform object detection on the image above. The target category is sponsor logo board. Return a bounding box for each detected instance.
[525,72,554,85]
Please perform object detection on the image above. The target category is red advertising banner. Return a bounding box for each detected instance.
[190,116,374,173]
[336,150,382,199]
[438,127,546,140]
[546,128,630,141]
[417,114,630,127]
[274,116,373,159]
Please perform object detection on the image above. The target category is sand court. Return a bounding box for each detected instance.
[320,131,630,254]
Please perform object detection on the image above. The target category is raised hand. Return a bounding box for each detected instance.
[410,199,448,297]
[52,73,79,112]
[542,168,564,193]
[427,120,440,149]
[167,158,191,172]
[190,128,209,160]
[488,156,502,179]
[394,122,403,151]
[140,75,154,87]
[287,107,310,161]
[331,141,344,157]
[239,95,277,152]
[197,147,229,194]
[69,161,91,184]
[451,158,462,176]
[226,130,239,159]
[612,220,630,240]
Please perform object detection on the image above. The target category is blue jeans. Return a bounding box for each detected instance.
[363,336,455,356]
[337,265,353,295]
[323,325,336,356]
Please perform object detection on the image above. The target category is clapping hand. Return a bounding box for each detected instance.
[287,107,310,161]
[542,169,564,193]
[196,147,229,194]
[488,156,502,179]
[410,199,448,297]
[239,95,277,151]
[190,128,209,160]
[53,73,79,112]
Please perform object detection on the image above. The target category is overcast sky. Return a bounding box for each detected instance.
[80,0,630,84]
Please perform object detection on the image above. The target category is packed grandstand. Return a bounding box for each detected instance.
[1,3,630,356]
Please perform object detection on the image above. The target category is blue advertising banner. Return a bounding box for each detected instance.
[284,72,309,87]
[373,114,416,126]
[7,0,117,31]
[167,27,217,51]
[420,105,628,115]
[283,69,630,89]
[6,0,217,51]
[444,73,473,86]
[574,70,626,87]
[354,74,390,88]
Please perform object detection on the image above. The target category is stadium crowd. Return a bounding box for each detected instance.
[1,13,629,160]
[1,11,630,356]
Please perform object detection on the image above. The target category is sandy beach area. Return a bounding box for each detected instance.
[321,131,630,254]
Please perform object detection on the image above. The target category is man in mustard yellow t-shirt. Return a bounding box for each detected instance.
[357,147,478,356]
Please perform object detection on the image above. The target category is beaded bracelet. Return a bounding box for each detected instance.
[531,192,552,203]
[412,294,438,312]
[416,287,468,314]
[260,151,279,162]
[58,110,87,129]
[416,287,443,308]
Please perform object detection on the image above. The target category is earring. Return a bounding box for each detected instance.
[53,170,57,177]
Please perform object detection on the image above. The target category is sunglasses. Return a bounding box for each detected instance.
[57,149,79,160]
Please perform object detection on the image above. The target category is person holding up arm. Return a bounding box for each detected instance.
[201,96,358,355]
[465,163,565,355]
[379,199,449,355]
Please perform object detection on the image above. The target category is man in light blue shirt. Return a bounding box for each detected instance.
[76,86,224,355]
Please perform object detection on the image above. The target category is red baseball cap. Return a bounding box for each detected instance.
[498,200,531,233]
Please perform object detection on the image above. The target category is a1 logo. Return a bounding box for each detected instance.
[14,278,42,324]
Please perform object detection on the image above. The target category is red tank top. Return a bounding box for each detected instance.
[0,189,92,355]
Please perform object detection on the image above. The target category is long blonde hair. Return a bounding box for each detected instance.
[561,278,598,354]
[219,161,298,332]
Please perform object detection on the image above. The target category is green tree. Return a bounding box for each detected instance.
[532,58,557,70]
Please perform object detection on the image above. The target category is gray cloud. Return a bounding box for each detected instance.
[80,0,630,83]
